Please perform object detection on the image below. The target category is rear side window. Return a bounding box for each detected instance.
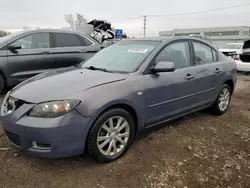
[193,42,214,65]
[54,33,82,47]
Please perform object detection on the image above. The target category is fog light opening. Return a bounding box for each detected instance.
[32,141,52,150]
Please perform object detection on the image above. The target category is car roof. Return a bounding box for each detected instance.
[125,36,173,42]
[123,36,211,43]
[21,29,89,36]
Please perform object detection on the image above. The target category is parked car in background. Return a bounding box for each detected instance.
[237,39,250,72]
[0,29,102,93]
[1,36,236,162]
[219,43,243,59]
[219,42,250,72]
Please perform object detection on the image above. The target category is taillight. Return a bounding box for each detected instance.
[233,55,239,61]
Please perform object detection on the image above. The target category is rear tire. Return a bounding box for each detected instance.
[0,75,4,94]
[87,108,135,163]
[210,84,231,115]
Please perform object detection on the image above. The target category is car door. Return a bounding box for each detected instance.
[51,32,99,68]
[192,40,224,106]
[143,40,198,126]
[7,32,54,83]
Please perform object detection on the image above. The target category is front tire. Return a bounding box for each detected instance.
[87,108,135,162]
[211,84,231,115]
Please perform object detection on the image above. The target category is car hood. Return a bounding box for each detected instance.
[10,67,127,103]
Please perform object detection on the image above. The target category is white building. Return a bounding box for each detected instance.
[159,26,250,47]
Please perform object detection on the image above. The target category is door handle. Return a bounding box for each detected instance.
[41,51,51,55]
[184,74,195,80]
[215,68,222,74]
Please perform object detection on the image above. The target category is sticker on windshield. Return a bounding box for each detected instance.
[127,48,148,53]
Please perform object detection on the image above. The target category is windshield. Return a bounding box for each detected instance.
[82,41,160,73]
[222,43,243,49]
[0,31,24,44]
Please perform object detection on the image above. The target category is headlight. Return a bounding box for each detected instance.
[29,100,80,118]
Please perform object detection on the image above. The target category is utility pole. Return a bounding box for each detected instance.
[143,15,147,37]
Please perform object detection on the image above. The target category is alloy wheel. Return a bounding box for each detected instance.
[218,87,230,112]
[97,116,130,156]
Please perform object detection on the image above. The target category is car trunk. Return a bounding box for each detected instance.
[222,51,237,58]
[240,40,250,62]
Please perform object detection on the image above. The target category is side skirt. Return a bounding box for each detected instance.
[145,104,211,129]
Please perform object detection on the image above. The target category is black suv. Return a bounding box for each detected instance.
[0,29,101,92]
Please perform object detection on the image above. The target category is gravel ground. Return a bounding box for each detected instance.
[0,75,250,188]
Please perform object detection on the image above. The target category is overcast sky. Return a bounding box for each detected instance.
[1,0,250,36]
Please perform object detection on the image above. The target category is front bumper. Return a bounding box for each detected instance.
[1,100,93,158]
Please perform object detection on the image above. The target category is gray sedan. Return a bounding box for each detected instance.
[1,36,236,162]
[0,29,101,93]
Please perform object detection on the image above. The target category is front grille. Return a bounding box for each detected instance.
[5,131,21,147]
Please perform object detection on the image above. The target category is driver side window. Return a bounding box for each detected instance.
[12,33,50,49]
[155,41,191,69]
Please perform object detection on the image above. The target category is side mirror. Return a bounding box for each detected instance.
[151,61,175,73]
[8,43,21,51]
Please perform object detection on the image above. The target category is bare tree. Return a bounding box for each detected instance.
[75,14,87,28]
[64,14,75,29]
[64,13,87,30]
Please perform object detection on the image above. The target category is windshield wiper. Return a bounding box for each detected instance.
[84,66,111,72]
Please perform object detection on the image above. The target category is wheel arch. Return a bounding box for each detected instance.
[223,79,234,93]
[93,102,140,134]
[84,101,141,153]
